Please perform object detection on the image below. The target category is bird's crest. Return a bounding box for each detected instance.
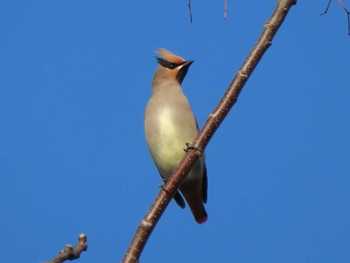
[155,48,185,64]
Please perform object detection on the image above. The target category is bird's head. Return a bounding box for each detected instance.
[154,48,194,85]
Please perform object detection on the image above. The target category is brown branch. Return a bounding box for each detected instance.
[122,0,297,262]
[45,234,88,263]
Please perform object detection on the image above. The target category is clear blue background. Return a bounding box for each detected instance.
[1,1,349,262]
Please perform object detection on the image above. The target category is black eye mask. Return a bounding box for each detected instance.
[156,57,185,70]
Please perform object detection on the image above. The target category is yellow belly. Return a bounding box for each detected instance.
[157,110,186,168]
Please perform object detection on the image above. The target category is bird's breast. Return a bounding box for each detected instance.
[145,95,198,179]
[156,108,187,164]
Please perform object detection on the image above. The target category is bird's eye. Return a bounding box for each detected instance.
[156,58,179,70]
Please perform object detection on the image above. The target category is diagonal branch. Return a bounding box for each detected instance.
[122,0,297,262]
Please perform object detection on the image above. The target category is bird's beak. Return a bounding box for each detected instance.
[184,60,194,67]
[176,60,194,84]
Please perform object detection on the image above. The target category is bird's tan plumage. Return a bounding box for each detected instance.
[144,48,208,224]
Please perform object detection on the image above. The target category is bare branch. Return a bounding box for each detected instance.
[45,234,88,263]
[188,0,193,23]
[338,0,350,34]
[224,0,228,20]
[319,0,332,15]
[319,0,350,35]
[122,0,297,262]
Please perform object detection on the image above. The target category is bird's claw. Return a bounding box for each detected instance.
[184,143,204,156]
[158,181,171,196]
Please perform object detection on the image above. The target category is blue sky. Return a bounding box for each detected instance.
[1,1,349,262]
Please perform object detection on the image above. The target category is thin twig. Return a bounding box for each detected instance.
[224,0,228,20]
[319,0,332,15]
[122,0,297,262]
[188,0,193,23]
[45,234,88,263]
[319,0,350,34]
[338,0,350,34]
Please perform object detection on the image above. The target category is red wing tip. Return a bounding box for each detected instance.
[196,216,208,224]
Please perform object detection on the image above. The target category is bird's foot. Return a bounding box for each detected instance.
[184,143,204,156]
[158,181,171,196]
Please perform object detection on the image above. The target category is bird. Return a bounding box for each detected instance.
[144,48,208,224]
